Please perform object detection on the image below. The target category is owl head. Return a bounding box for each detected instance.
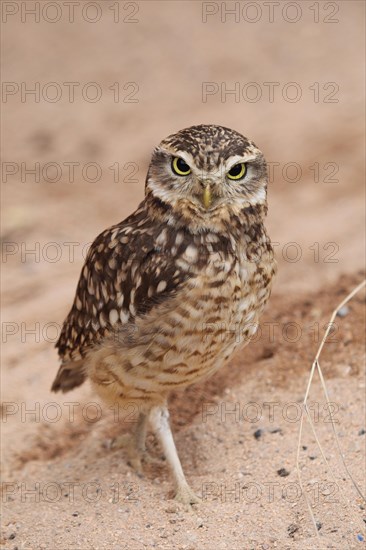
[145,124,268,231]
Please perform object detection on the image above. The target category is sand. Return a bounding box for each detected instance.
[1,2,365,548]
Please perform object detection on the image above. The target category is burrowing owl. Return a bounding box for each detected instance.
[52,124,276,504]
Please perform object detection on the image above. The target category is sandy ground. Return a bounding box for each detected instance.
[1,1,365,549]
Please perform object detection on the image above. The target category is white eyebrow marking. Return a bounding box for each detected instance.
[225,154,257,171]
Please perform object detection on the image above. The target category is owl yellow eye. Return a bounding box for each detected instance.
[172,157,191,176]
[227,163,246,180]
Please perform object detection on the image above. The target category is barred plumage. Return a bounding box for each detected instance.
[52,124,276,504]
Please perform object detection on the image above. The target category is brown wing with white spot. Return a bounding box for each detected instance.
[52,203,190,393]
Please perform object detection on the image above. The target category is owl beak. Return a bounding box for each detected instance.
[202,184,212,209]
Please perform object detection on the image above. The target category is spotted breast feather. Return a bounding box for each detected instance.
[52,196,239,393]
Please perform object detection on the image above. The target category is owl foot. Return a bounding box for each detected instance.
[111,433,143,473]
[111,433,163,474]
[174,484,201,505]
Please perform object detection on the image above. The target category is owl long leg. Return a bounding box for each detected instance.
[149,406,200,505]
[135,411,149,453]
[112,411,157,473]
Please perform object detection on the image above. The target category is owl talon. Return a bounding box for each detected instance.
[174,485,201,505]
[110,433,144,474]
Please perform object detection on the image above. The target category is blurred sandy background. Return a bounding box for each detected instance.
[1,2,365,549]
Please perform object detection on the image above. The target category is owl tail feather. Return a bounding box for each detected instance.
[51,360,86,393]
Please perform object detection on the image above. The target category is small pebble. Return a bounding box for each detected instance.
[287,523,299,537]
[358,429,366,436]
[165,504,178,514]
[316,522,322,531]
[254,429,263,440]
[336,305,350,318]
[277,468,290,477]
[357,534,364,542]
[261,347,274,359]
